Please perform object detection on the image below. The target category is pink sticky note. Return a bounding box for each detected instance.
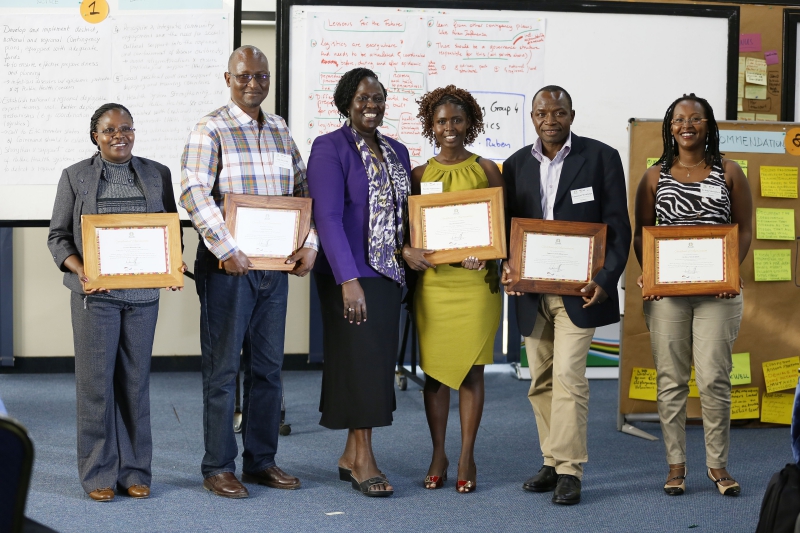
[740,33,761,52]
[765,50,779,66]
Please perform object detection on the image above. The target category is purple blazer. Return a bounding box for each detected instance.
[306,124,411,285]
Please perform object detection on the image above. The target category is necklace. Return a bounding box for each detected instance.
[677,157,704,179]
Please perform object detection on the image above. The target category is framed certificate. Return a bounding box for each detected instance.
[642,224,739,297]
[507,219,607,295]
[408,187,506,265]
[81,213,183,290]
[223,193,312,271]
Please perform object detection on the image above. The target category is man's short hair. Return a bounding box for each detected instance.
[532,85,573,110]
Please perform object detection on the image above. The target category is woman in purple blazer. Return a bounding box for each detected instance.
[306,68,411,498]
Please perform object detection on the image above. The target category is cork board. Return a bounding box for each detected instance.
[621,119,800,427]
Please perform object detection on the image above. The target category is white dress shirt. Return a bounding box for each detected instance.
[531,133,573,220]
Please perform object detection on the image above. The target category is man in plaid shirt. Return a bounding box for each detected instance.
[181,45,317,499]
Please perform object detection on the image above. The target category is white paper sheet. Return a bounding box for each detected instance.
[234,207,298,257]
[97,227,169,275]
[422,202,491,250]
[522,233,591,281]
[656,238,724,283]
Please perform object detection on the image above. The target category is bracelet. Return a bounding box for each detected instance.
[341,278,358,285]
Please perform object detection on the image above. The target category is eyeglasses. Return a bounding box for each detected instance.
[230,73,270,85]
[671,117,707,126]
[354,95,385,104]
[98,126,135,136]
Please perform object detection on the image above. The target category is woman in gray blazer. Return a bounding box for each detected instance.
[47,103,183,502]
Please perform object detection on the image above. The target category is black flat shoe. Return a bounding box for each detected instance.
[552,475,581,505]
[523,465,558,492]
[350,474,393,497]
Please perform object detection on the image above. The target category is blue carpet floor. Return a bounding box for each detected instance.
[0,369,792,533]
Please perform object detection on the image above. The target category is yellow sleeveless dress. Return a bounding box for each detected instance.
[414,154,502,389]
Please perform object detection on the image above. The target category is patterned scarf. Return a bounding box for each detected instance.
[350,126,409,285]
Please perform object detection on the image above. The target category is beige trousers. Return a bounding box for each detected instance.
[524,294,596,479]
[643,294,743,469]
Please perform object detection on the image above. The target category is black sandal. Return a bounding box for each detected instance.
[350,474,393,497]
[339,466,386,482]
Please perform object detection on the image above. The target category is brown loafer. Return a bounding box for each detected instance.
[242,465,301,490]
[127,485,150,499]
[88,488,114,502]
[203,472,249,499]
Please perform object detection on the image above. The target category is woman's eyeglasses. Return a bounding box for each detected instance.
[671,117,707,126]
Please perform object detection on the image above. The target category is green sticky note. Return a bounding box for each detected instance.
[760,166,799,198]
[753,249,792,281]
[756,208,796,240]
[732,159,748,178]
[646,157,660,168]
[730,353,751,385]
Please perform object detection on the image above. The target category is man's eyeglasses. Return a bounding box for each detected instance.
[98,126,135,136]
[671,117,707,126]
[230,73,271,85]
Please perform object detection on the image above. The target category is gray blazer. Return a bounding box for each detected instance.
[47,154,180,294]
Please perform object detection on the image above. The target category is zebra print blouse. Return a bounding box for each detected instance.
[655,161,731,226]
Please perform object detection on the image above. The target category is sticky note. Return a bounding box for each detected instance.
[629,367,657,401]
[756,114,779,121]
[730,353,752,386]
[738,113,755,121]
[756,208,795,240]
[688,367,699,398]
[730,388,760,420]
[740,34,762,52]
[761,393,794,425]
[732,159,748,177]
[738,60,745,98]
[737,98,743,112]
[765,50,779,66]
[760,166,798,198]
[745,57,768,83]
[745,85,768,100]
[646,157,660,168]
[753,249,792,281]
[762,356,800,393]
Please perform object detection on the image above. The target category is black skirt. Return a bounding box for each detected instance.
[315,272,402,430]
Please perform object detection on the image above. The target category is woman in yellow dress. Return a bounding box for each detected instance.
[402,85,503,493]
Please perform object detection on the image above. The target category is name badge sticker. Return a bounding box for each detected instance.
[700,183,722,200]
[420,182,443,195]
[570,187,594,204]
[273,152,293,171]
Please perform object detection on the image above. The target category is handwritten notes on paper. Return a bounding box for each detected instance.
[732,159,748,178]
[731,388,760,420]
[730,353,752,386]
[303,13,545,165]
[762,357,800,393]
[753,249,792,281]
[745,85,768,100]
[739,33,761,52]
[760,166,798,198]
[756,209,796,240]
[764,50,779,66]
[745,57,767,86]
[646,157,660,168]
[719,130,785,154]
[761,393,794,425]
[629,367,657,402]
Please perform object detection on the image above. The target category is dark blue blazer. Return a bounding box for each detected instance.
[503,133,631,335]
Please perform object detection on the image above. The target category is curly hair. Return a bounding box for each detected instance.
[332,68,387,119]
[89,103,133,146]
[416,85,484,147]
[657,93,722,168]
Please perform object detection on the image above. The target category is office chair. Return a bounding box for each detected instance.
[0,415,34,533]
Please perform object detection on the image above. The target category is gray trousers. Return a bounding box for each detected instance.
[71,292,158,493]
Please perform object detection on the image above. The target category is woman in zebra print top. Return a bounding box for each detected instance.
[633,94,752,498]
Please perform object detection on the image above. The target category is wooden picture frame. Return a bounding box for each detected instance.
[507,219,607,296]
[642,224,739,297]
[223,193,312,271]
[408,187,506,265]
[81,213,183,290]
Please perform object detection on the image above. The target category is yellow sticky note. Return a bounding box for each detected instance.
[753,249,792,281]
[746,71,767,85]
[746,56,768,73]
[646,157,660,168]
[737,98,743,112]
[738,113,756,121]
[762,356,800,392]
[732,159,748,177]
[756,208,796,240]
[738,57,745,98]
[731,388,760,420]
[688,367,699,398]
[760,166,798,198]
[761,392,794,425]
[756,114,779,121]
[629,367,657,401]
[745,85,768,100]
[730,353,752,386]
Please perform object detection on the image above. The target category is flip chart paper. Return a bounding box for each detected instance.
[762,356,800,393]
[730,353,752,386]
[730,388,760,420]
[760,166,798,198]
[753,249,792,281]
[756,208,795,240]
[761,393,794,425]
[629,368,657,402]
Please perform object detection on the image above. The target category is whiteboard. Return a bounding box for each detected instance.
[0,0,235,220]
[283,3,733,181]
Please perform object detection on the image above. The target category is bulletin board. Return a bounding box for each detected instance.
[621,119,800,428]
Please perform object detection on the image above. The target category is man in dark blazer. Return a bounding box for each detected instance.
[501,86,631,505]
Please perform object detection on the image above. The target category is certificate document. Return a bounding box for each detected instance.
[235,207,299,257]
[656,238,725,283]
[422,202,492,250]
[522,233,592,281]
[97,227,169,275]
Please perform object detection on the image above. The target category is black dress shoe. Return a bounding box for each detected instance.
[552,474,581,505]
[523,466,558,492]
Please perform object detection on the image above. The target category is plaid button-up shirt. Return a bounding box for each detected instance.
[180,101,318,260]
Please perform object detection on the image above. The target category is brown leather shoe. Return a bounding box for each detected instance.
[127,485,150,499]
[88,488,114,502]
[242,466,301,490]
[203,472,249,499]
